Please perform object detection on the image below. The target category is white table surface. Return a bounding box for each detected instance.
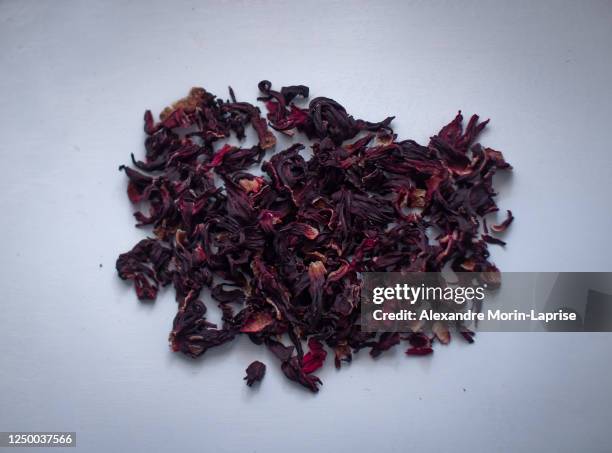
[1,1,611,452]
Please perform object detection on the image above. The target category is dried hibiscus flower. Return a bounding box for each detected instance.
[116,80,513,393]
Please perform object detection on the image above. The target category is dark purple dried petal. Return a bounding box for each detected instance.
[281,358,322,393]
[244,361,266,386]
[482,234,507,246]
[116,239,172,300]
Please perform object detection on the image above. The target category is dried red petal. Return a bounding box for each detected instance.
[302,339,327,374]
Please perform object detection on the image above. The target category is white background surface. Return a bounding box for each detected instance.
[1,1,612,452]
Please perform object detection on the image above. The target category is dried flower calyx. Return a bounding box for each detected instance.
[117,80,513,393]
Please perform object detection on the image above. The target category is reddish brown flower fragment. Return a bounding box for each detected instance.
[244,361,266,387]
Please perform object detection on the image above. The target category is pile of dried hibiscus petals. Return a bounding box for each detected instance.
[116,80,513,392]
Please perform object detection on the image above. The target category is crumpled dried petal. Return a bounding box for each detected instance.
[244,360,266,386]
